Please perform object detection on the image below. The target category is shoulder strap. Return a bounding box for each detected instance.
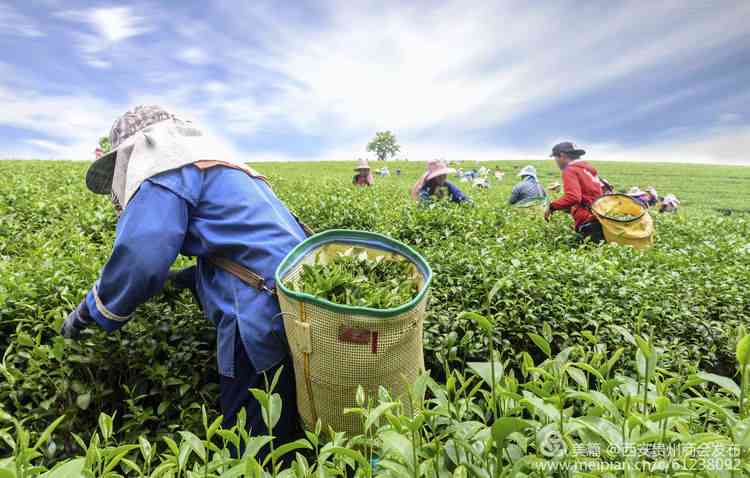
[196,160,315,294]
[207,255,276,295]
[291,213,315,237]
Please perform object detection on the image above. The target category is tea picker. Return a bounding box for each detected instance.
[626,186,658,207]
[659,194,680,213]
[544,142,606,243]
[352,158,374,186]
[508,165,546,205]
[60,105,309,454]
[411,158,470,203]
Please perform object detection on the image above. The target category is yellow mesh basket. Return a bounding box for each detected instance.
[591,194,655,249]
[275,230,432,435]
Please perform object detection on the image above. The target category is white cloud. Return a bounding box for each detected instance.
[56,6,152,68]
[89,7,149,43]
[85,58,112,69]
[1,0,749,166]
[178,47,210,65]
[720,113,741,123]
[203,81,227,95]
[0,4,44,37]
[25,138,68,151]
[582,127,750,166]
[209,0,750,145]
[57,6,151,43]
[0,84,121,159]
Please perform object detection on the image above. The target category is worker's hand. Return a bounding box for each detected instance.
[544,206,553,222]
[61,300,93,339]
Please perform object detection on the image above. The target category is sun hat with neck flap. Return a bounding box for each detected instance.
[86,105,174,194]
[86,105,251,211]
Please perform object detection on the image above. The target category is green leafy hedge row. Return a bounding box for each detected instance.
[0,160,748,467]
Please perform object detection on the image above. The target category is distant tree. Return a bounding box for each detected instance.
[99,136,111,153]
[367,131,400,161]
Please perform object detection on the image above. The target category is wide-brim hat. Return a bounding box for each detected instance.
[425,165,455,181]
[517,165,537,178]
[86,149,118,194]
[354,158,371,171]
[627,187,646,196]
[86,105,174,194]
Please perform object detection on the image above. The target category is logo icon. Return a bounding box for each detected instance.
[539,429,567,459]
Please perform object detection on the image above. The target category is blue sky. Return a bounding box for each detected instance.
[1,0,749,164]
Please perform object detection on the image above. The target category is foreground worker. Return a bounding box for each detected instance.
[411,159,468,203]
[508,165,546,205]
[544,142,605,243]
[60,105,304,449]
[352,158,374,186]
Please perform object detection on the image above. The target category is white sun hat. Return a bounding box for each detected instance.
[354,158,371,170]
[627,186,646,196]
[517,165,537,178]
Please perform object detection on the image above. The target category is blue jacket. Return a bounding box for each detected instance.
[509,176,546,205]
[418,181,468,203]
[83,164,307,377]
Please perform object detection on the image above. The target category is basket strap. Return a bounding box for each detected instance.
[299,301,319,424]
[205,215,313,295]
[206,256,276,296]
[291,213,315,237]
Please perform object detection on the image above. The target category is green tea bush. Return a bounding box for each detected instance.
[0,159,749,474]
[2,325,750,476]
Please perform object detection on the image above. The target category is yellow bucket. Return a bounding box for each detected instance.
[591,194,654,249]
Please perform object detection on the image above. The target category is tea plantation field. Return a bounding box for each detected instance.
[1,159,749,476]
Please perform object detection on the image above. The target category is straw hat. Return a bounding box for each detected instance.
[517,165,537,178]
[425,159,455,181]
[354,158,371,171]
[627,186,646,196]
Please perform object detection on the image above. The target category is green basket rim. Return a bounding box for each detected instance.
[275,229,433,318]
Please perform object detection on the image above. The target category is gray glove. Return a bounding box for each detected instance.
[61,300,93,339]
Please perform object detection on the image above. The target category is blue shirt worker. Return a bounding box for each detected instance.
[60,105,306,451]
[508,165,546,205]
[411,159,469,203]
